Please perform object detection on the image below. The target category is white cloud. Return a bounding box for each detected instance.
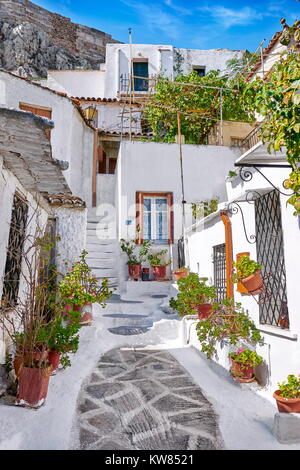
[199,5,264,28]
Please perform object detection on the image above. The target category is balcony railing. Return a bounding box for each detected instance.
[241,125,262,150]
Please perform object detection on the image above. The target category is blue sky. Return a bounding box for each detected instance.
[34,0,299,51]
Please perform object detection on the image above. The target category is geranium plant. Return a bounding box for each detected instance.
[228,348,263,370]
[232,255,263,282]
[169,273,216,316]
[196,298,264,358]
[148,249,171,267]
[120,238,152,265]
[277,374,300,399]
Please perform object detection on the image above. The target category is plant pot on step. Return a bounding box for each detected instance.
[241,270,265,295]
[196,303,213,320]
[230,359,255,383]
[273,390,300,413]
[128,264,141,280]
[15,365,52,408]
[142,268,150,281]
[173,269,188,281]
[48,350,61,374]
[153,265,166,281]
[80,303,93,325]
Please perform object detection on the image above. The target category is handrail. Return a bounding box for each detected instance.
[242,125,262,150]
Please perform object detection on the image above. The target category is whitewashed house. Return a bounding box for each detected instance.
[183,30,299,399]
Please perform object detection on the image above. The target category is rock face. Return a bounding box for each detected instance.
[0,0,121,77]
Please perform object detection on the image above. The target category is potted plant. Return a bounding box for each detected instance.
[196,298,264,358]
[120,239,151,280]
[169,273,216,319]
[148,249,171,281]
[59,251,113,323]
[47,315,81,373]
[228,348,263,383]
[173,267,189,281]
[273,374,300,413]
[233,254,264,295]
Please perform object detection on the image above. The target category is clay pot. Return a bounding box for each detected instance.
[173,269,188,281]
[128,264,142,280]
[80,303,93,325]
[153,265,167,281]
[241,270,265,295]
[16,366,52,408]
[48,350,61,373]
[231,359,255,382]
[273,390,300,413]
[196,303,213,320]
[14,347,49,378]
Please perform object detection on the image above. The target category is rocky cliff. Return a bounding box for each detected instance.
[0,0,121,77]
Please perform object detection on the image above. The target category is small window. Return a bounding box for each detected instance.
[133,60,149,92]
[193,66,206,77]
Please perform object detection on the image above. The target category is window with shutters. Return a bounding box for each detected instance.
[136,192,173,244]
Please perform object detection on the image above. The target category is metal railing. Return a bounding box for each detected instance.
[241,125,262,150]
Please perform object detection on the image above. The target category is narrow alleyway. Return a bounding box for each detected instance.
[1,289,300,450]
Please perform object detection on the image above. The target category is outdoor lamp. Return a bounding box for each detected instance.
[85,105,97,121]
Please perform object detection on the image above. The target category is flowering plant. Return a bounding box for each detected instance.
[59,251,113,307]
[228,348,263,368]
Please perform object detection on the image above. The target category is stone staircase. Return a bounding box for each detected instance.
[86,213,119,290]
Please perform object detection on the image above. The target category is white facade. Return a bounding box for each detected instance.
[0,71,95,207]
[45,43,243,100]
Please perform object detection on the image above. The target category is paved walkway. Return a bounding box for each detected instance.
[74,347,222,450]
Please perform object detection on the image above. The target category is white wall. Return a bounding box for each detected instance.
[117,141,241,241]
[0,71,94,207]
[177,48,243,76]
[47,70,105,98]
[185,165,300,400]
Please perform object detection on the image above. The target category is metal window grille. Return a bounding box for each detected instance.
[1,193,28,306]
[213,243,227,302]
[255,190,289,328]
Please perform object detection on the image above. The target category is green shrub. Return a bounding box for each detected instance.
[169,273,216,316]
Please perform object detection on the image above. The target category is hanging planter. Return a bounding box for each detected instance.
[16,365,52,408]
[233,254,265,295]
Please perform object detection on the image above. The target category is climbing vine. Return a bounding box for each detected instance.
[191,198,219,220]
[144,70,254,145]
[243,19,300,215]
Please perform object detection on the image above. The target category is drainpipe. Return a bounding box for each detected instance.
[220,210,234,299]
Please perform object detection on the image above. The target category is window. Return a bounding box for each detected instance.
[213,244,227,302]
[19,103,52,139]
[136,192,173,244]
[1,193,28,307]
[193,66,206,77]
[133,60,149,92]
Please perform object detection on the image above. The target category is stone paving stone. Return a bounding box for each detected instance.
[87,411,120,433]
[86,382,125,400]
[133,379,167,402]
[74,347,223,450]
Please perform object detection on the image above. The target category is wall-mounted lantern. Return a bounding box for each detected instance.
[85,105,97,122]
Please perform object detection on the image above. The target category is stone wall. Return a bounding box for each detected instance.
[0,0,121,70]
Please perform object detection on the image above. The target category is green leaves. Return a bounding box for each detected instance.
[278,374,300,399]
[169,273,216,316]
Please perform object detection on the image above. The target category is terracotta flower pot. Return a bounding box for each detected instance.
[14,347,49,378]
[273,390,300,413]
[80,303,93,325]
[196,303,213,320]
[48,350,61,373]
[174,269,188,281]
[16,366,52,408]
[231,359,255,382]
[241,270,265,295]
[153,265,166,281]
[128,264,142,280]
